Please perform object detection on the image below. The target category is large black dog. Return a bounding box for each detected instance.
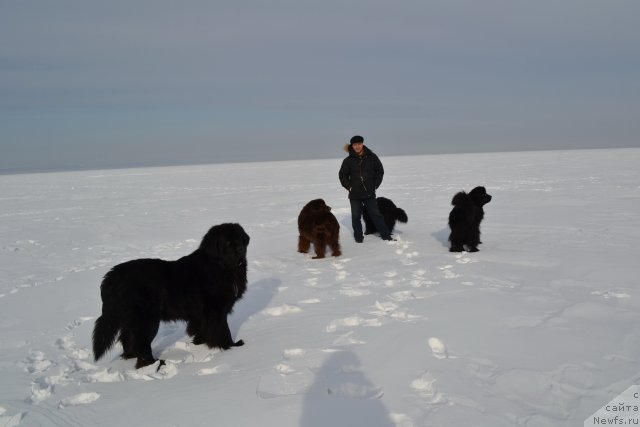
[93,223,249,369]
[363,197,408,235]
[448,187,492,252]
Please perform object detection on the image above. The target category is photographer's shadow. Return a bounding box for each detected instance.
[300,350,393,427]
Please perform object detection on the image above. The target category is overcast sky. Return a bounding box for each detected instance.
[1,0,639,173]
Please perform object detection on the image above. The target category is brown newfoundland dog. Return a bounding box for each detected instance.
[93,223,249,369]
[448,186,492,252]
[297,199,341,259]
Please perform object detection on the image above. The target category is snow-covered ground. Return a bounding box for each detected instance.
[0,148,638,427]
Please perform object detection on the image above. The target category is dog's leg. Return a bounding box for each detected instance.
[131,317,159,369]
[205,312,243,350]
[468,228,481,252]
[312,246,326,259]
[298,236,310,253]
[120,329,136,359]
[187,318,206,345]
[330,240,341,257]
[449,231,465,252]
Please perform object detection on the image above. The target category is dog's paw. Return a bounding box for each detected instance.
[191,336,205,345]
[135,356,158,369]
[233,339,245,347]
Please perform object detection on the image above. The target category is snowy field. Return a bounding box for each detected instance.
[0,148,639,427]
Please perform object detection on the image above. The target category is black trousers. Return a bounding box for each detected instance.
[350,198,390,240]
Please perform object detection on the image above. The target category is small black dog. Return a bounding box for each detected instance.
[93,223,249,369]
[448,186,492,252]
[363,197,408,235]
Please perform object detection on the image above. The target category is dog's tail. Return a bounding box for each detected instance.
[394,207,408,223]
[92,313,119,361]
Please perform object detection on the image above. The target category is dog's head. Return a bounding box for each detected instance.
[469,186,492,206]
[200,223,250,268]
[303,198,331,212]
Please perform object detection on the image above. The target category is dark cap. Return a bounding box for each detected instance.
[350,135,364,145]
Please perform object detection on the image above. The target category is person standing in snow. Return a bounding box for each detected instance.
[339,135,392,243]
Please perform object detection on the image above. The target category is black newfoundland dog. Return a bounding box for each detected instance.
[448,186,492,252]
[363,197,408,235]
[297,199,341,259]
[93,223,249,369]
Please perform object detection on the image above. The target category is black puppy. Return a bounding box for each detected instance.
[363,197,408,235]
[93,223,249,369]
[448,186,492,252]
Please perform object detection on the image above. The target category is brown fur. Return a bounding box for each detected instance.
[297,199,341,259]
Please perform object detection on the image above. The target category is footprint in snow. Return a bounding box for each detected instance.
[367,301,420,322]
[331,259,350,270]
[438,265,461,279]
[428,337,452,360]
[197,364,231,376]
[85,359,179,383]
[591,289,631,299]
[64,316,94,331]
[325,316,382,333]
[262,304,303,317]
[299,298,321,305]
[388,237,419,264]
[23,351,54,374]
[256,349,335,399]
[58,392,101,409]
[29,381,53,403]
[388,291,417,302]
[0,407,25,427]
[384,270,399,287]
[389,413,415,427]
[410,269,438,288]
[455,254,477,264]
[332,331,367,347]
[410,371,447,405]
[328,383,383,399]
[413,269,427,277]
[283,348,307,359]
[339,286,372,297]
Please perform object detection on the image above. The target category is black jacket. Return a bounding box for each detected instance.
[338,145,384,200]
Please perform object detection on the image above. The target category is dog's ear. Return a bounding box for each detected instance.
[469,186,486,196]
[451,191,467,206]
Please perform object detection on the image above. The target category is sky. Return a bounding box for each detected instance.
[1,0,639,173]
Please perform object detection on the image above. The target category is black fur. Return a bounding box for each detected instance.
[363,197,408,235]
[448,186,492,252]
[92,223,249,369]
